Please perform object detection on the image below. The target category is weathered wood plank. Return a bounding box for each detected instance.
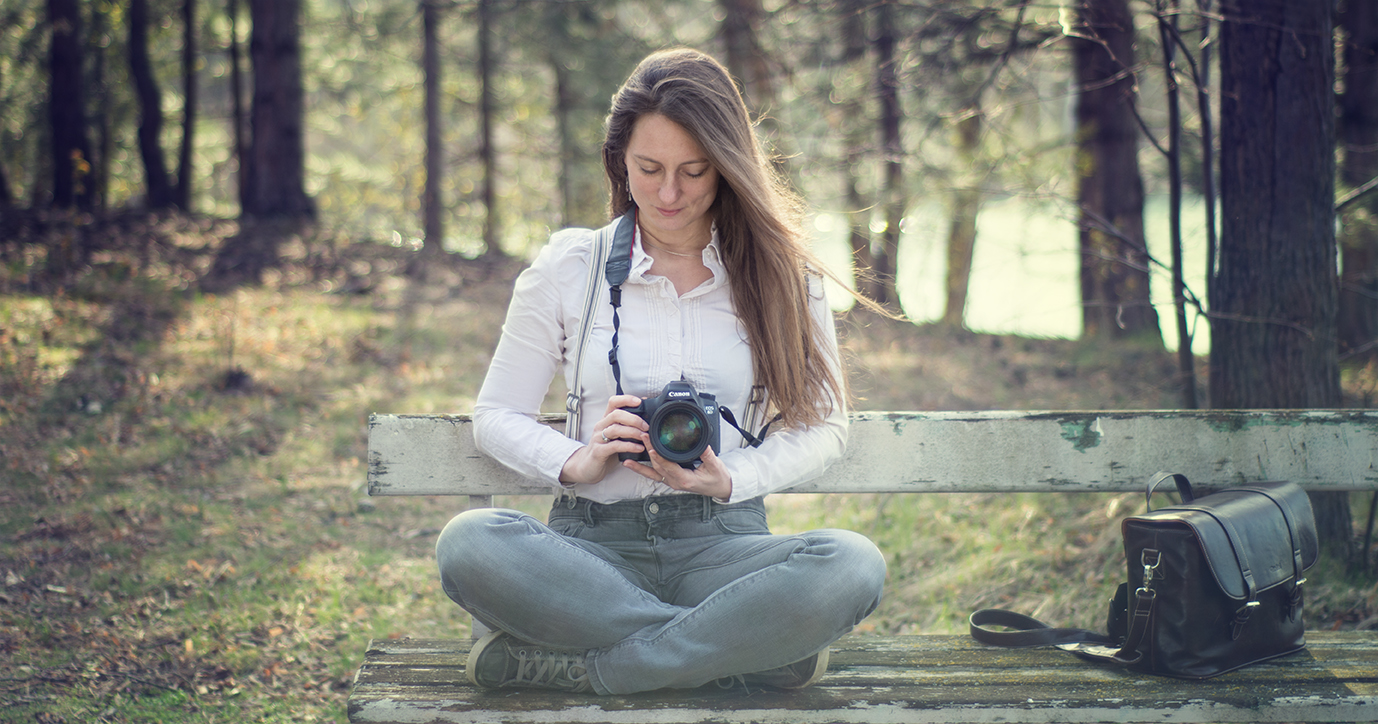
[348,632,1378,723]
[368,410,1378,497]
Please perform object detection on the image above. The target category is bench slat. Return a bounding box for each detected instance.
[347,632,1378,723]
[367,410,1378,497]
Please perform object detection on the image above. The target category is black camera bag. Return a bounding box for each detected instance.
[969,472,1318,679]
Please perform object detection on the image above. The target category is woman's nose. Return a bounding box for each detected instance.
[658,177,680,203]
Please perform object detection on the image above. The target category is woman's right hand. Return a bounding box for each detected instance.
[558,394,649,486]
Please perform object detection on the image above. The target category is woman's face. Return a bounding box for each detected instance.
[625,113,720,245]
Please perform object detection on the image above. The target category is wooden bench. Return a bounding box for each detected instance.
[353,410,1378,723]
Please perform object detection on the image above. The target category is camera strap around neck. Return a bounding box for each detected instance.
[566,213,633,440]
[601,211,774,448]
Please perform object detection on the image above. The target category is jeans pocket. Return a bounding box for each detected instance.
[712,506,770,535]
[546,514,587,538]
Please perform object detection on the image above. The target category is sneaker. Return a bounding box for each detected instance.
[466,631,593,693]
[741,647,830,690]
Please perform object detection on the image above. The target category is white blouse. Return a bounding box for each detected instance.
[472,222,848,505]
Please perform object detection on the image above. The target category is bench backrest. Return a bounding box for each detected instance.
[368,410,1378,503]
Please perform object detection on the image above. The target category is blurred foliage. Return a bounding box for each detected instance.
[0,0,1216,262]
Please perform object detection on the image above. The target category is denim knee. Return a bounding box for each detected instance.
[435,507,529,598]
[817,528,887,621]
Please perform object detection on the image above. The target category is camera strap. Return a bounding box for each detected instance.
[720,406,776,448]
[605,211,636,397]
[602,212,779,449]
[567,213,635,440]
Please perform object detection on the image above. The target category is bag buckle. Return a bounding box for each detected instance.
[1230,599,1261,640]
[1137,549,1161,596]
[1285,577,1306,621]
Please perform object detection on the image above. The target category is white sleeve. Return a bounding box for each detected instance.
[471,230,590,487]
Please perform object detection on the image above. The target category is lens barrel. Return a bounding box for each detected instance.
[650,402,708,463]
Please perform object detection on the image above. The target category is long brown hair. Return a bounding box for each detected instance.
[602,48,841,428]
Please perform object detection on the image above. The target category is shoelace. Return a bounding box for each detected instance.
[513,647,592,692]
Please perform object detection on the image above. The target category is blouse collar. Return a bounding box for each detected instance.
[629,223,726,294]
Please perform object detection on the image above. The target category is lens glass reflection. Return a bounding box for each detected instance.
[657,410,703,453]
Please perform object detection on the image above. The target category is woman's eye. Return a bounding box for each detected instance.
[638,167,658,175]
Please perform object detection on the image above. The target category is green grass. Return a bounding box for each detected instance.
[1,215,1374,722]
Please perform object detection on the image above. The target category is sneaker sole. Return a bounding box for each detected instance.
[788,646,830,689]
[466,630,508,687]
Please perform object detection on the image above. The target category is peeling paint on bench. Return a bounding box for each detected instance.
[367,410,1378,497]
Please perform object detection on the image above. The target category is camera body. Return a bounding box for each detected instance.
[617,380,721,469]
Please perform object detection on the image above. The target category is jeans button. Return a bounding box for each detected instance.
[648,502,660,515]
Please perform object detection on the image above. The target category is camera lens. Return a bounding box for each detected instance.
[649,401,710,464]
[656,409,703,454]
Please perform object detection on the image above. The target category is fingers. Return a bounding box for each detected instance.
[583,397,731,498]
[604,394,646,415]
[625,442,732,500]
[595,395,649,448]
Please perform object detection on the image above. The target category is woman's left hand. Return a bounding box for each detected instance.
[623,436,733,500]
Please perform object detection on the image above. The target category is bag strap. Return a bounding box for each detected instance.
[969,606,1150,667]
[968,609,1117,649]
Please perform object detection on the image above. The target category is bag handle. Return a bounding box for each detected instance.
[1146,470,1194,509]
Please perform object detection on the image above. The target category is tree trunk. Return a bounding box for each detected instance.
[1157,0,1197,408]
[873,0,902,311]
[477,0,501,258]
[1214,0,1349,559]
[206,0,310,290]
[718,0,774,114]
[1339,0,1378,358]
[129,0,175,209]
[177,0,197,210]
[47,0,94,210]
[413,0,446,278]
[942,111,981,328]
[0,36,14,208]
[837,0,875,302]
[1073,0,1160,343]
[0,161,11,208]
[244,0,311,219]
[1197,0,1218,356]
[90,1,111,212]
[229,0,247,212]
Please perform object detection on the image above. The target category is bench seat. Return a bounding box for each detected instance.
[349,631,1378,723]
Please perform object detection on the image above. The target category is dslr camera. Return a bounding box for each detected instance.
[617,380,721,469]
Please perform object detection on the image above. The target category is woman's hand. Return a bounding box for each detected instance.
[559,394,649,486]
[623,440,733,501]
[559,393,734,499]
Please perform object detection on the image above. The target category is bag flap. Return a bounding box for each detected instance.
[1124,481,1317,600]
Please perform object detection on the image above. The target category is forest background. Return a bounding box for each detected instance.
[3,0,1378,722]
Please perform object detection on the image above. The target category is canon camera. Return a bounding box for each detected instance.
[617,380,722,469]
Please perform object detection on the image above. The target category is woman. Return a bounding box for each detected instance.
[436,48,887,695]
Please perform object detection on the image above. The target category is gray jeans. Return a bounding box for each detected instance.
[435,494,887,694]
